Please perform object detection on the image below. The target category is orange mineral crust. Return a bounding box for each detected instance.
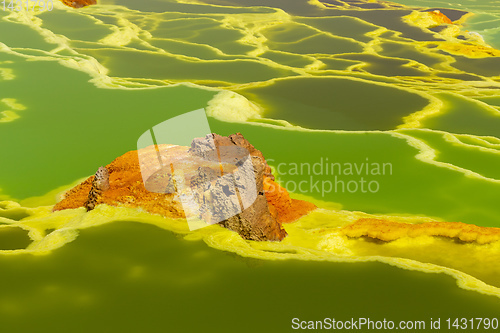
[53,149,186,218]
[60,0,96,8]
[428,10,453,25]
[263,177,317,224]
[341,218,500,245]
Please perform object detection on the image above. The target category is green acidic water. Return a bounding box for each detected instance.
[1,0,500,331]
[210,119,500,227]
[0,222,498,333]
[0,53,216,199]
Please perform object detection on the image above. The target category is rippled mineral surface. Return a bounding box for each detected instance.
[1,0,500,331]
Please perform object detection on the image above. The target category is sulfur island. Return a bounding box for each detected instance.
[1,0,500,331]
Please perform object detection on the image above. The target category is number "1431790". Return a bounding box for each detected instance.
[1,0,54,11]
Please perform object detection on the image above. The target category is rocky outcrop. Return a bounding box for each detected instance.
[54,133,316,241]
[209,133,275,181]
[84,166,110,211]
[342,218,500,245]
